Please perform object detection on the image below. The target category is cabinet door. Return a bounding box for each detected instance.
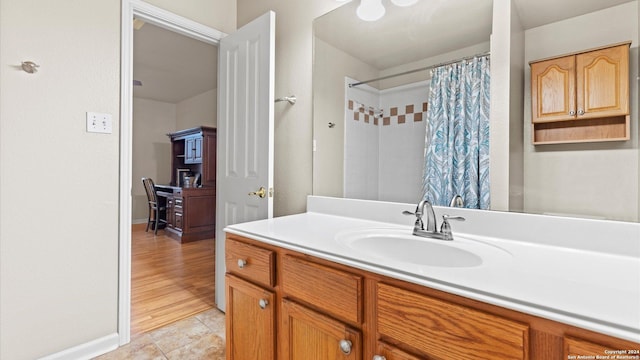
[193,136,203,162]
[374,342,422,360]
[531,55,576,123]
[576,44,629,119]
[281,299,362,360]
[184,136,203,164]
[226,274,275,360]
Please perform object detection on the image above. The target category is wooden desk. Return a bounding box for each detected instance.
[155,185,216,243]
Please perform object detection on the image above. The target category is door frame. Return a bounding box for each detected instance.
[119,0,226,345]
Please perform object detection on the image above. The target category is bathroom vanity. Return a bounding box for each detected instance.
[224,197,640,359]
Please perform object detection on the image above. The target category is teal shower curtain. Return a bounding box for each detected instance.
[423,55,490,209]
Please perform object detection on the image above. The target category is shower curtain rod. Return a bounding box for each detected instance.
[348,52,490,88]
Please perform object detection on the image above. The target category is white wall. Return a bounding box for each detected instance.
[132,98,177,222]
[523,2,639,221]
[0,1,120,359]
[313,38,379,198]
[176,88,217,130]
[0,0,235,358]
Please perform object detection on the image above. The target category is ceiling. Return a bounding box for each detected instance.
[314,0,634,70]
[132,0,633,101]
[133,22,217,103]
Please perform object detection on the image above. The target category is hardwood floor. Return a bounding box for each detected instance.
[131,224,216,335]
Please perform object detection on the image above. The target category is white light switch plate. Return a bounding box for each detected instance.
[86,112,113,134]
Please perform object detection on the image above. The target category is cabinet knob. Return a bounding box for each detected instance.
[237,259,247,269]
[569,110,576,116]
[373,356,386,360]
[258,299,269,309]
[578,109,585,115]
[339,339,352,355]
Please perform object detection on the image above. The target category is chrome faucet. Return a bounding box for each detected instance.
[403,200,465,241]
[449,194,464,207]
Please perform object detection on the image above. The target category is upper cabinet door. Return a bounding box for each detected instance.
[531,55,576,123]
[576,44,629,119]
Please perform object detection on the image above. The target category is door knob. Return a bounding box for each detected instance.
[248,187,266,198]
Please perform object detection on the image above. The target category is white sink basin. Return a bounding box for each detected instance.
[335,228,511,268]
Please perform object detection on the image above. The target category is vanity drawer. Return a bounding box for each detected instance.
[226,237,275,288]
[377,282,529,360]
[282,255,363,324]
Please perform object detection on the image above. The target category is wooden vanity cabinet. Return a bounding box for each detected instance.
[225,238,277,360]
[281,299,362,360]
[226,274,275,360]
[530,42,630,144]
[280,255,364,360]
[377,282,529,359]
[225,234,640,360]
[374,342,422,360]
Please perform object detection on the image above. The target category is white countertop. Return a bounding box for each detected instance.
[225,197,640,343]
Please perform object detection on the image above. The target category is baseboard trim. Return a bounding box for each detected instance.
[38,333,119,360]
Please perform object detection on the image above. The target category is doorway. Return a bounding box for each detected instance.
[132,19,218,335]
[120,0,225,345]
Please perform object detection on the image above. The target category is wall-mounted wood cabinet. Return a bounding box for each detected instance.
[226,234,640,360]
[530,42,630,144]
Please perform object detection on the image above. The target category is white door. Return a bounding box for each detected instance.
[215,11,275,310]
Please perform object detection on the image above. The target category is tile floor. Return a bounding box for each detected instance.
[94,308,226,360]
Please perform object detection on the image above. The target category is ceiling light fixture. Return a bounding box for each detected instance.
[357,0,386,21]
[390,0,418,6]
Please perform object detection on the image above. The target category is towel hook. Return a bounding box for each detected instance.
[21,61,40,74]
[275,95,296,105]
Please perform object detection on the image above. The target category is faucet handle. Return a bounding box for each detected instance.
[440,215,465,240]
[403,210,424,230]
[442,214,465,222]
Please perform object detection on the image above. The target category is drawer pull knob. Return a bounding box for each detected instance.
[373,356,386,360]
[258,299,269,309]
[569,110,576,116]
[237,259,247,269]
[339,339,352,355]
[578,109,585,115]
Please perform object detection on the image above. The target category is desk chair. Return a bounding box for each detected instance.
[142,177,167,235]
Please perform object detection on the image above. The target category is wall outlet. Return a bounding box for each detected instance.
[86,112,113,134]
